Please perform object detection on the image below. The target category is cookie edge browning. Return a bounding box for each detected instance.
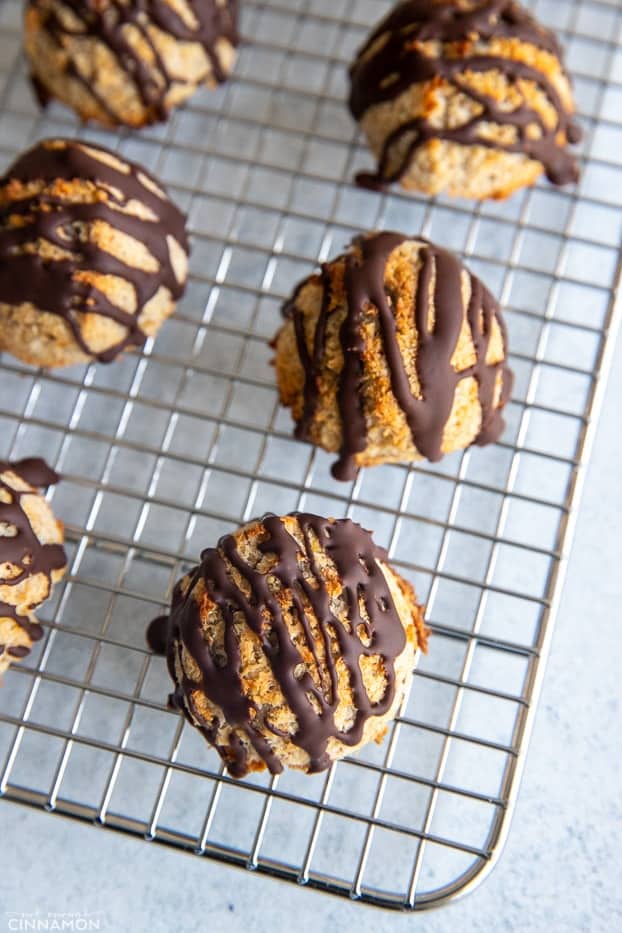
[0,138,189,368]
[0,460,67,676]
[24,0,239,128]
[349,1,580,198]
[161,514,428,777]
[272,234,513,479]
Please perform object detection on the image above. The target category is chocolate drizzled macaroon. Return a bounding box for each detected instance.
[25,0,239,127]
[0,459,67,677]
[349,0,581,199]
[273,232,513,481]
[148,513,427,777]
[0,138,189,368]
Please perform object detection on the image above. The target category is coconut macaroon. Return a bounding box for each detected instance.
[349,0,581,199]
[24,0,239,127]
[273,232,514,481]
[147,513,427,777]
[0,458,67,677]
[0,138,189,368]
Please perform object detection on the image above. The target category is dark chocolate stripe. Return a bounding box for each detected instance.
[0,459,66,658]
[150,514,407,776]
[349,0,580,189]
[284,266,333,440]
[285,233,513,481]
[0,139,188,363]
[29,0,239,123]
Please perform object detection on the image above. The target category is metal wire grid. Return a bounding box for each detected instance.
[0,0,620,912]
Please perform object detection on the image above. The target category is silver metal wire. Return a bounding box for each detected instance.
[0,0,621,911]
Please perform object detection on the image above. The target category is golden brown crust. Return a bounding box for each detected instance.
[0,463,66,676]
[351,4,579,199]
[273,235,510,476]
[165,513,427,775]
[0,139,189,368]
[24,0,238,128]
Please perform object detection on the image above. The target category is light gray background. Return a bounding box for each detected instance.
[1,337,620,933]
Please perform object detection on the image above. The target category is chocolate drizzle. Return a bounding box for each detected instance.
[146,614,169,656]
[285,233,513,481]
[349,0,581,189]
[29,0,239,124]
[0,458,66,659]
[150,514,409,776]
[0,139,188,363]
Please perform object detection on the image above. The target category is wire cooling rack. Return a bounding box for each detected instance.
[0,0,621,913]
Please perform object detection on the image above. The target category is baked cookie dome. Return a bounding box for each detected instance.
[148,513,427,777]
[25,0,239,127]
[0,458,67,676]
[349,0,581,199]
[273,232,513,482]
[0,138,189,368]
